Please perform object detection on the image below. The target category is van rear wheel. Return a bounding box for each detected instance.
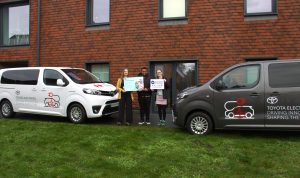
[68,103,86,123]
[186,112,213,135]
[0,100,15,118]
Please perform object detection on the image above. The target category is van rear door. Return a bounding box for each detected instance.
[1,69,40,112]
[265,62,300,128]
[212,64,265,128]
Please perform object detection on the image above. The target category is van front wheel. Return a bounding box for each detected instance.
[68,103,87,123]
[0,100,15,118]
[186,112,213,135]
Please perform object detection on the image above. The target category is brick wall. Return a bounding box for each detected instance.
[1,0,300,85]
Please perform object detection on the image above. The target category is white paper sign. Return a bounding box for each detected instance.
[150,79,165,90]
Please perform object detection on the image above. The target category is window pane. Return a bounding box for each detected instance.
[44,70,66,86]
[163,0,186,18]
[1,70,39,85]
[91,64,109,82]
[246,0,272,14]
[221,65,260,89]
[176,62,196,92]
[62,69,100,84]
[2,4,30,46]
[269,63,300,88]
[93,0,109,24]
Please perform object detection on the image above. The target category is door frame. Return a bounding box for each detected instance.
[149,59,199,113]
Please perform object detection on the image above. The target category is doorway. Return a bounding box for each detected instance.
[150,61,198,112]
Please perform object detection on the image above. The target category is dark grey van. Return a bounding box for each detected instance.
[173,60,300,135]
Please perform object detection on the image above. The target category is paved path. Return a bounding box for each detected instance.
[110,110,178,128]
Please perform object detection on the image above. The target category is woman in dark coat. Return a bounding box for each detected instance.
[155,69,169,126]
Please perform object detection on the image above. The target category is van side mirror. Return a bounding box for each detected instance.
[57,79,65,86]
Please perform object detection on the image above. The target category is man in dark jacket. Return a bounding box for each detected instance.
[137,67,152,125]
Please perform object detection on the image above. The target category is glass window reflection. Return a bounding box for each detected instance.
[2,4,30,46]
[163,0,186,19]
[176,63,196,92]
[246,0,272,13]
[92,0,110,24]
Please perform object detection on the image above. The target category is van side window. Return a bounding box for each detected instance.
[1,70,39,85]
[44,69,68,86]
[269,62,300,88]
[214,65,260,90]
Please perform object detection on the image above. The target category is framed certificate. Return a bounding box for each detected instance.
[150,79,165,90]
[124,77,144,91]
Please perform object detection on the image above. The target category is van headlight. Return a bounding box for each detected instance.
[83,88,101,95]
[177,92,189,100]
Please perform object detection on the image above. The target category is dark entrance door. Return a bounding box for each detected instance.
[150,61,197,112]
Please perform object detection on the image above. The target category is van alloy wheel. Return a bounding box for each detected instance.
[190,116,208,134]
[68,104,86,123]
[0,100,15,118]
[186,112,213,135]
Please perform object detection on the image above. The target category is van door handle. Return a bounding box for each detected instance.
[32,88,37,91]
[250,93,260,97]
[271,92,280,96]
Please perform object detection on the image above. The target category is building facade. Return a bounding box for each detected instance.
[1,0,300,108]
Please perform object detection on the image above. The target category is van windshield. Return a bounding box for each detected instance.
[62,69,102,84]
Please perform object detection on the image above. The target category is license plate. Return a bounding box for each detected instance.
[110,103,119,107]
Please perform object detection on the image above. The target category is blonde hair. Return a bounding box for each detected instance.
[121,68,128,78]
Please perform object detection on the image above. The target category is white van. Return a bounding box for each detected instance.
[0,67,119,123]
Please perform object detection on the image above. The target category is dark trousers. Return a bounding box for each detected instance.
[118,92,133,123]
[138,95,151,122]
[157,104,167,121]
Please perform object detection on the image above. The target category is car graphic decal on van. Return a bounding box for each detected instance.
[224,98,255,119]
[44,92,60,108]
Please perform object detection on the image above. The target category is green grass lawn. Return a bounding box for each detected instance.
[1,118,300,178]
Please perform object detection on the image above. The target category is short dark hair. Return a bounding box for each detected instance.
[141,67,147,70]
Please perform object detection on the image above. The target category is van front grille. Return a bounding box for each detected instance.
[99,90,118,96]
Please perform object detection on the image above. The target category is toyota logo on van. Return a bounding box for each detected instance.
[267,96,278,104]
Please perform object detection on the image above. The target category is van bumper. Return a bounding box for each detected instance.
[101,99,119,116]
[84,95,119,118]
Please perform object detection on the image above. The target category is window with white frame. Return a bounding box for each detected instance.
[160,0,187,20]
[87,0,110,26]
[0,1,30,46]
[245,0,277,16]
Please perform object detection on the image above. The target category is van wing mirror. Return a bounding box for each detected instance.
[57,79,65,86]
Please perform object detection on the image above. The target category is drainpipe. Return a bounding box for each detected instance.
[37,0,41,66]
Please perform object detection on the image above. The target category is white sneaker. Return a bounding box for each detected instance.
[138,122,144,125]
[146,122,151,125]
